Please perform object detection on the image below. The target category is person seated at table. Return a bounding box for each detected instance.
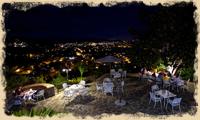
[174,74,183,84]
[152,72,157,81]
[163,73,170,81]
[13,86,24,97]
[157,72,163,80]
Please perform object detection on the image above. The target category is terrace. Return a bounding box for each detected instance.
[6,72,197,118]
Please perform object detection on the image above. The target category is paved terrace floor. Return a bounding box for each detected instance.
[32,73,197,118]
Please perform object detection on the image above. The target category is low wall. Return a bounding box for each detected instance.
[22,83,56,98]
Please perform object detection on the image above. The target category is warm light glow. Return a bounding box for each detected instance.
[76,52,81,56]
[43,61,51,64]
[59,57,64,62]
[53,60,57,63]
[15,68,21,72]
[29,54,33,58]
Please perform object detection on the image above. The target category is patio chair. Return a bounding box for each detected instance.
[79,87,89,100]
[64,90,75,103]
[62,83,69,89]
[181,79,190,92]
[110,69,115,77]
[163,80,171,90]
[118,69,123,73]
[155,77,162,86]
[96,83,103,92]
[151,85,159,92]
[103,83,114,96]
[166,97,182,113]
[103,78,111,83]
[149,92,162,109]
[177,79,189,92]
[33,89,45,101]
[79,80,86,87]
[175,81,183,92]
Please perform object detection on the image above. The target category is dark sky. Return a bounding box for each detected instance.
[4,3,157,42]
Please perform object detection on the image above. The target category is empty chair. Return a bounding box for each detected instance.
[96,83,103,92]
[103,78,111,83]
[79,80,86,87]
[64,90,75,103]
[110,69,115,77]
[155,77,162,85]
[33,89,45,101]
[79,87,89,100]
[176,80,186,92]
[151,85,159,92]
[62,83,68,89]
[103,83,114,96]
[180,79,190,92]
[149,92,162,108]
[166,97,182,113]
[163,80,171,90]
[118,69,123,73]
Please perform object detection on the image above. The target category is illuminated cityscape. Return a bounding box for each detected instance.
[5,39,135,77]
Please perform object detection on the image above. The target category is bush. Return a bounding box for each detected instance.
[50,72,67,89]
[156,63,166,72]
[12,107,57,117]
[178,67,194,80]
[35,74,46,83]
[6,75,29,90]
[50,72,84,90]
[67,77,84,85]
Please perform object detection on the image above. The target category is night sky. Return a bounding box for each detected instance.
[4,3,157,42]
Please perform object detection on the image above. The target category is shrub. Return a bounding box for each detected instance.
[50,72,67,89]
[67,77,84,85]
[12,107,57,117]
[35,74,46,83]
[156,63,166,72]
[6,75,29,90]
[178,67,194,80]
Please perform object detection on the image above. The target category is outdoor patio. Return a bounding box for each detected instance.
[31,73,197,118]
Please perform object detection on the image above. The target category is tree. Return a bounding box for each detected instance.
[129,2,197,80]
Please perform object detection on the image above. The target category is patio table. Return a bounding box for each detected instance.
[64,84,88,97]
[21,89,37,101]
[155,89,176,107]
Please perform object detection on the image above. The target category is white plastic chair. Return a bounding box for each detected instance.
[176,80,186,92]
[151,85,159,92]
[96,83,103,92]
[118,69,123,73]
[166,97,182,113]
[64,90,75,103]
[149,92,162,108]
[163,80,171,89]
[62,83,68,89]
[155,77,162,85]
[110,69,115,77]
[103,83,114,96]
[103,78,111,82]
[79,80,86,87]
